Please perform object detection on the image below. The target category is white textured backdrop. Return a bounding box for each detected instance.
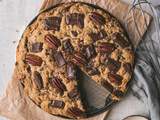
[0,0,159,120]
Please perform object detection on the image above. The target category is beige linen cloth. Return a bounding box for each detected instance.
[0,0,151,120]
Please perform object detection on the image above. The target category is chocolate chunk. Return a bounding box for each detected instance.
[51,100,65,109]
[105,58,121,73]
[68,87,80,102]
[62,6,71,13]
[34,71,43,90]
[101,80,113,93]
[63,39,74,54]
[66,13,84,29]
[86,66,100,76]
[71,31,78,37]
[31,43,43,52]
[84,44,96,60]
[67,62,77,80]
[89,30,107,41]
[44,17,62,31]
[113,90,123,97]
[123,63,132,74]
[54,52,65,67]
[111,33,129,48]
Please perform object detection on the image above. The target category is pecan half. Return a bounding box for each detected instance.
[89,12,106,25]
[25,54,42,66]
[45,34,61,50]
[51,78,67,94]
[72,53,87,67]
[108,73,123,85]
[98,42,116,53]
[68,107,85,117]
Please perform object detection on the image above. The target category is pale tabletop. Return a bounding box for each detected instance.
[0,0,159,120]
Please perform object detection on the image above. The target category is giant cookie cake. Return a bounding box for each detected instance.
[16,2,134,119]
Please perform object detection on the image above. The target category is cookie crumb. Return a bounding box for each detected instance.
[16,30,19,32]
[0,0,2,2]
[13,41,16,44]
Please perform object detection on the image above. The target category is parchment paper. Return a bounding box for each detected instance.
[0,0,152,120]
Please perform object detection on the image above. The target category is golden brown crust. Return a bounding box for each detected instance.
[16,2,134,119]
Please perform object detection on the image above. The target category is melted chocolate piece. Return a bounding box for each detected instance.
[111,33,129,48]
[71,31,78,37]
[84,44,96,60]
[66,13,84,29]
[86,66,100,76]
[67,62,77,80]
[34,71,43,90]
[63,39,74,54]
[123,63,132,74]
[105,58,121,73]
[44,17,62,31]
[31,43,43,53]
[89,30,107,41]
[54,52,65,67]
[68,87,81,102]
[51,100,65,109]
[101,80,113,93]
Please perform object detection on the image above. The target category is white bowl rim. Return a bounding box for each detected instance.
[123,115,149,120]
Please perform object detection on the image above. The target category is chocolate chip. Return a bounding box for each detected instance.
[89,30,107,41]
[66,13,84,29]
[40,67,44,71]
[34,71,43,90]
[63,39,74,54]
[67,62,77,80]
[105,58,121,73]
[86,66,100,76]
[68,87,81,102]
[44,17,62,31]
[123,63,132,74]
[30,43,43,53]
[51,100,65,109]
[111,33,129,48]
[27,66,31,73]
[62,6,71,13]
[54,52,65,68]
[101,80,113,93]
[84,44,96,60]
[71,31,78,37]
